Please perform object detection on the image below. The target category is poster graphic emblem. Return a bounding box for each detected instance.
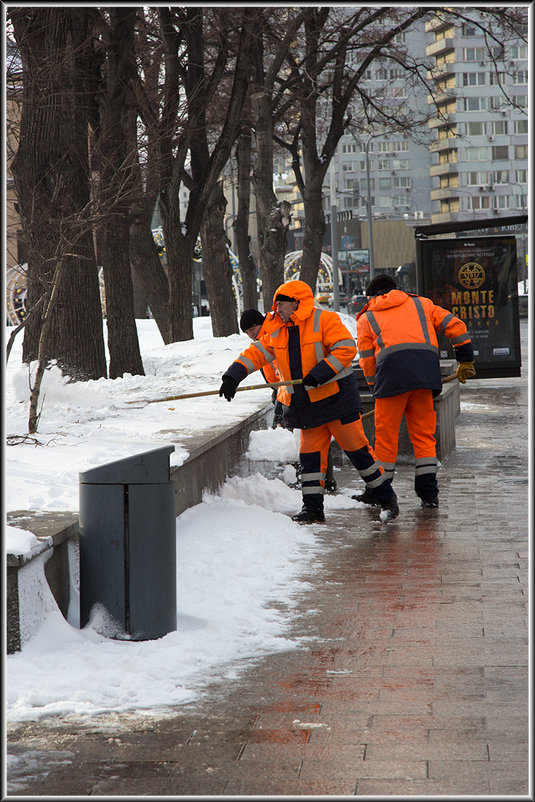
[458,261,485,290]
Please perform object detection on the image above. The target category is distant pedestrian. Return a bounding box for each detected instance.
[356,274,475,507]
[221,281,398,523]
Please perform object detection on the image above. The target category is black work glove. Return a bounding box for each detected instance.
[302,371,319,388]
[219,376,238,402]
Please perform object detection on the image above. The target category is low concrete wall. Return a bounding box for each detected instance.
[170,406,272,516]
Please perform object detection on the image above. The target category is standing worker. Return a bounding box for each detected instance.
[220,280,398,523]
[239,308,338,492]
[356,274,475,508]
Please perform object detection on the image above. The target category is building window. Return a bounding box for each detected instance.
[463,96,487,111]
[491,120,507,135]
[462,72,485,86]
[511,45,528,59]
[393,177,411,188]
[462,23,477,36]
[468,196,490,210]
[492,145,508,160]
[489,71,506,85]
[494,195,509,210]
[378,177,391,189]
[466,147,489,161]
[392,159,409,170]
[512,94,528,108]
[466,171,489,185]
[342,162,356,172]
[513,120,528,134]
[514,144,528,159]
[492,170,509,184]
[360,178,375,191]
[512,70,528,84]
[515,170,527,184]
[440,198,460,213]
[464,47,486,61]
[466,122,484,136]
[378,160,391,171]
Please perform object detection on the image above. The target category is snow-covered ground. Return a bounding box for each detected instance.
[5,312,361,723]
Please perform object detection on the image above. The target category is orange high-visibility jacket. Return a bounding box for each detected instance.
[223,280,362,428]
[357,289,473,398]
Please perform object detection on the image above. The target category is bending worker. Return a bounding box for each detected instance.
[356,274,475,508]
[240,307,337,493]
[220,280,398,524]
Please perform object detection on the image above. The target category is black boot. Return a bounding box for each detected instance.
[380,492,399,522]
[352,487,381,505]
[421,494,439,508]
[292,506,325,524]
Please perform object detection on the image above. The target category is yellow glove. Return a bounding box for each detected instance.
[456,361,476,383]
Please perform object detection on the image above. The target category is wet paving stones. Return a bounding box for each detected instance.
[6,328,529,797]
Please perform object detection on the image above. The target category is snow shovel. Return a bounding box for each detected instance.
[360,370,459,421]
[125,379,304,408]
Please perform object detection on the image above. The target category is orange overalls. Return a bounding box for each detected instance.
[357,289,473,501]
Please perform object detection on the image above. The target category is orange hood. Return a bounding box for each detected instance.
[270,279,316,324]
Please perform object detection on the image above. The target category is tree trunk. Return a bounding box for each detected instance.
[299,178,327,291]
[96,8,144,378]
[164,213,195,342]
[200,183,240,337]
[129,216,171,337]
[235,124,257,310]
[251,90,291,310]
[10,7,106,379]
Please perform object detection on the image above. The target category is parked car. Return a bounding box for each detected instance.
[327,291,351,308]
[315,290,333,305]
[348,294,368,315]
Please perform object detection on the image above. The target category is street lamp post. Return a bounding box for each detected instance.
[330,162,340,311]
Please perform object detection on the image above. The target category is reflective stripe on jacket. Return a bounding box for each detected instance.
[356,289,473,398]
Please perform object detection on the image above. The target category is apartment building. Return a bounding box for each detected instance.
[425,10,528,226]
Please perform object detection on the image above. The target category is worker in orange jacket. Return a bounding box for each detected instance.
[239,307,338,492]
[220,280,398,523]
[356,274,475,508]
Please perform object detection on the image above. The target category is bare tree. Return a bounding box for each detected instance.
[200,182,239,335]
[156,6,257,341]
[91,7,144,378]
[9,6,107,380]
[274,6,527,292]
[234,118,258,311]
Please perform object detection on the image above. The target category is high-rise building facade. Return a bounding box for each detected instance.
[425,10,528,225]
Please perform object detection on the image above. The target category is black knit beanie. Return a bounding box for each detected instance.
[366,274,397,297]
[240,308,265,332]
[274,293,296,303]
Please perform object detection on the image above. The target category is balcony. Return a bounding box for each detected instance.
[425,15,451,33]
[430,163,459,177]
[431,188,461,201]
[426,38,455,58]
[428,114,455,130]
[429,137,458,153]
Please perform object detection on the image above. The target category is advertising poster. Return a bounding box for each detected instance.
[418,236,520,377]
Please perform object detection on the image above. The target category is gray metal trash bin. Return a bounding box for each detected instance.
[79,446,176,640]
